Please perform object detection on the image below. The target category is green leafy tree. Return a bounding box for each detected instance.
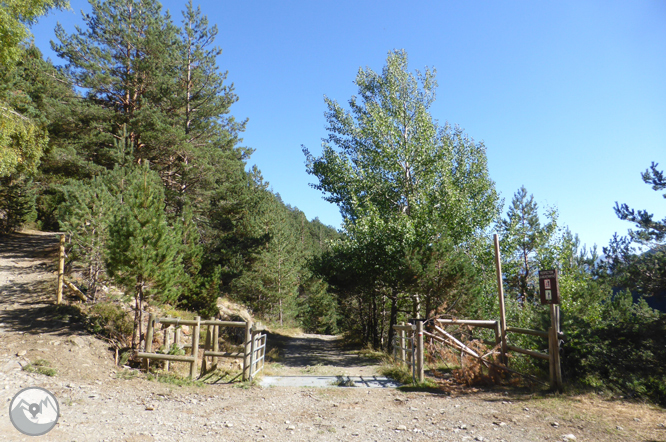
[304,50,499,346]
[0,106,48,179]
[0,0,68,66]
[304,50,498,244]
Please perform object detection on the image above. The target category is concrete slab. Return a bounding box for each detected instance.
[259,375,401,388]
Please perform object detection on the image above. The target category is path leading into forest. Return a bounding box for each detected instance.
[260,332,401,387]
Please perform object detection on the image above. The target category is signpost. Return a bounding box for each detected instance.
[539,269,562,390]
[538,269,560,305]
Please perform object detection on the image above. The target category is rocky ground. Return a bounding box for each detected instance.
[1,232,665,442]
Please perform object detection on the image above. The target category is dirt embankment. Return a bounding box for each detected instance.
[0,232,665,442]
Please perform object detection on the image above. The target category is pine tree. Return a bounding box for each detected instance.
[604,162,666,299]
[53,0,182,171]
[498,186,557,303]
[105,161,184,349]
[58,172,117,298]
[231,193,300,323]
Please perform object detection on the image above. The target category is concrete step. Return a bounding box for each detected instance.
[259,375,401,388]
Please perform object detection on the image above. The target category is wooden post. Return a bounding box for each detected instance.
[175,327,181,351]
[189,316,200,380]
[200,323,213,376]
[416,320,424,383]
[56,234,65,304]
[144,313,155,372]
[261,335,266,371]
[549,304,563,390]
[249,328,257,381]
[493,233,508,364]
[164,327,171,372]
[243,321,252,381]
[399,322,406,364]
[494,321,502,353]
[212,324,219,369]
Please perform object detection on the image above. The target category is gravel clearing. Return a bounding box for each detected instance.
[1,232,665,441]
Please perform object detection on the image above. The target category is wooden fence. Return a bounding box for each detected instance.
[389,233,564,390]
[136,314,267,381]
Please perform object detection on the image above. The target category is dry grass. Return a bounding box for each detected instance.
[266,325,304,337]
[525,393,666,441]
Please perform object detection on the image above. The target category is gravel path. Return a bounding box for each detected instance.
[1,232,665,441]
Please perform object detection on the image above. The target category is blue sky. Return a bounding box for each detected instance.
[30,0,666,252]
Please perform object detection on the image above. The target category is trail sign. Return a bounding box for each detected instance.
[539,269,560,304]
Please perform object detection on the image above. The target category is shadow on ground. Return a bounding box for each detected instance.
[0,232,87,337]
[265,332,381,369]
[0,232,60,260]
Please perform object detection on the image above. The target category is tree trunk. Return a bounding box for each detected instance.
[371,295,380,349]
[131,293,139,350]
[386,293,398,352]
[137,284,144,351]
[412,293,421,319]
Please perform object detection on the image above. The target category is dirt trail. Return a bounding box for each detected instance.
[267,332,381,376]
[0,231,665,441]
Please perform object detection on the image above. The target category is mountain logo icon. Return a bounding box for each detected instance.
[9,387,60,436]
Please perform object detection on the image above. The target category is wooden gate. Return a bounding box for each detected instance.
[248,325,267,381]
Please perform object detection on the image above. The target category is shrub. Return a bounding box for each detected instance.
[86,301,134,348]
[563,292,666,405]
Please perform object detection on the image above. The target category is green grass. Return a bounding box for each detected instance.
[397,378,440,392]
[353,346,385,361]
[380,364,414,385]
[380,362,441,391]
[23,359,57,377]
[262,362,284,376]
[146,371,204,387]
[301,363,323,374]
[115,368,139,380]
[234,379,260,389]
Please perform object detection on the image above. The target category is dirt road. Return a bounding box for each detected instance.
[265,332,382,377]
[0,232,665,441]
